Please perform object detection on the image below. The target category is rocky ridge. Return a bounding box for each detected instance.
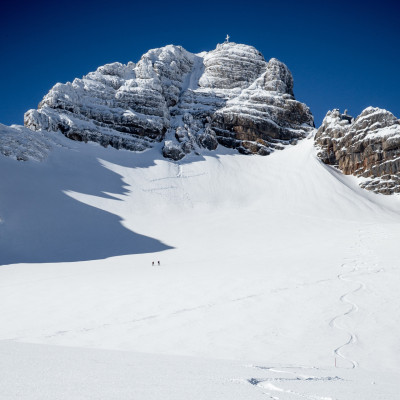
[315,107,400,194]
[23,42,314,160]
[0,123,57,162]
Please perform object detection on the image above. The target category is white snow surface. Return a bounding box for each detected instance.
[1,136,400,399]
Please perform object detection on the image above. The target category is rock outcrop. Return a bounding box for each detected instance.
[315,107,400,194]
[24,42,314,160]
[0,123,56,162]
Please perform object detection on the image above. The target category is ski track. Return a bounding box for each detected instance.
[15,277,335,343]
[244,365,339,400]
[329,267,362,369]
[329,226,383,369]
[7,224,386,400]
[243,226,385,399]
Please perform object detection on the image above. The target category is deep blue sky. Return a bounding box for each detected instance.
[1,0,399,127]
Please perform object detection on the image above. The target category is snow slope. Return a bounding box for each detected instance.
[1,136,400,399]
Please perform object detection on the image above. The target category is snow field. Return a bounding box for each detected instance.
[1,135,400,399]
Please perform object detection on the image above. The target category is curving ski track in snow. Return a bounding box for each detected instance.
[329,266,362,369]
[244,226,386,399]
[329,227,383,369]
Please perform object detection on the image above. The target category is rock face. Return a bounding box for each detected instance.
[315,107,400,194]
[24,42,314,160]
[0,124,56,162]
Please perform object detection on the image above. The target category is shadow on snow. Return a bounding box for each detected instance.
[0,142,174,265]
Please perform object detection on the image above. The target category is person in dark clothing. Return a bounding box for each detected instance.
[158,261,160,266]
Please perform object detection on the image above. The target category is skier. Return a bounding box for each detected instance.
[152,261,154,266]
[158,261,160,266]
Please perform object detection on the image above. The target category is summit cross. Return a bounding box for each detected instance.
[225,34,230,43]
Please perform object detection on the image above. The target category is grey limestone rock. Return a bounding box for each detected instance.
[162,140,186,161]
[315,107,400,194]
[0,123,56,162]
[23,42,314,160]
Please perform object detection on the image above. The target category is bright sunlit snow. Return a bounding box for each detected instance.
[1,135,399,399]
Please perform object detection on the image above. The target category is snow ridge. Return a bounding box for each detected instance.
[16,41,314,161]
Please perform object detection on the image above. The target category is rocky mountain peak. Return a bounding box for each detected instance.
[199,42,266,90]
[22,42,314,160]
[4,41,400,196]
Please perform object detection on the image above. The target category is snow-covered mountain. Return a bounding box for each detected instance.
[3,40,400,196]
[1,41,400,400]
[23,42,314,160]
